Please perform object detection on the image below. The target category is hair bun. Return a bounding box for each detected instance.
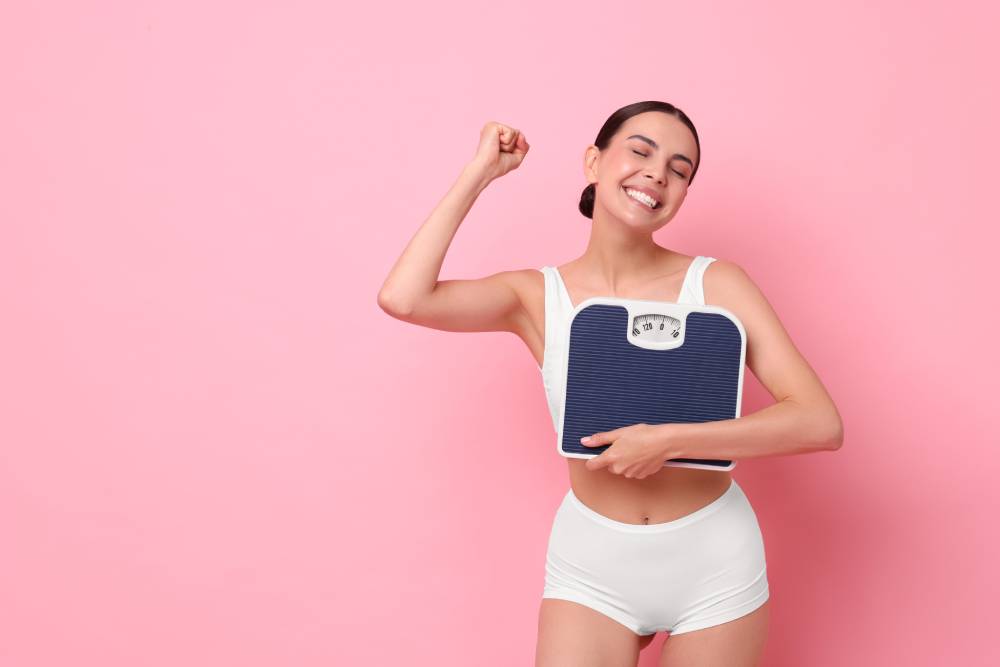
[578,183,596,219]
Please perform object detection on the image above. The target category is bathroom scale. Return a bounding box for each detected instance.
[558,296,747,471]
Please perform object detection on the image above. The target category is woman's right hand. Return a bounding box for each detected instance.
[467,121,530,184]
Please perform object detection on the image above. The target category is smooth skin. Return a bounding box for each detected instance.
[380,114,841,665]
[536,597,769,667]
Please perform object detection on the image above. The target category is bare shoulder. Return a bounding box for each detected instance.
[504,265,545,309]
[502,266,545,287]
[702,257,784,349]
[702,258,759,306]
[702,259,788,386]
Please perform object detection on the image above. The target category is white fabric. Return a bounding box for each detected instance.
[543,478,770,635]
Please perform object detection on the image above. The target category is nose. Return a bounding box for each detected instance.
[643,167,666,186]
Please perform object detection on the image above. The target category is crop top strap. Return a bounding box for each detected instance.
[537,267,564,371]
[678,256,717,306]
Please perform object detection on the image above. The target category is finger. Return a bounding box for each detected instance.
[585,454,610,471]
[500,127,519,149]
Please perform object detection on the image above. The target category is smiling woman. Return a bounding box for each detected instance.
[379,100,841,667]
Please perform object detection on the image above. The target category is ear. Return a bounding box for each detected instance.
[583,144,600,184]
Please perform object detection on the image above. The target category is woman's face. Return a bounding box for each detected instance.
[584,111,699,230]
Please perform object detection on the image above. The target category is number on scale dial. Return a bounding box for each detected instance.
[631,313,682,342]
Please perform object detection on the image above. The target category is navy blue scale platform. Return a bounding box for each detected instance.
[558,297,746,471]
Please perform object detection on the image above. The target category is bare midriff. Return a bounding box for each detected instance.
[567,459,733,525]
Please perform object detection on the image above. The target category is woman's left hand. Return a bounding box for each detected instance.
[581,423,672,479]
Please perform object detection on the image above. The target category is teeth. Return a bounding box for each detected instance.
[625,187,658,209]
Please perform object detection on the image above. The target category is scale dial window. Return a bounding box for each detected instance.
[631,313,682,342]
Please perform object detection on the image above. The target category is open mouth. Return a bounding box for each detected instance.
[621,186,661,210]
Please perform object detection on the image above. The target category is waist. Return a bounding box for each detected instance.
[566,458,733,526]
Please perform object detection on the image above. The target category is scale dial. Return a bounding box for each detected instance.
[631,313,682,342]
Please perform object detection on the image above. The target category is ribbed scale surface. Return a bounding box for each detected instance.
[560,306,742,469]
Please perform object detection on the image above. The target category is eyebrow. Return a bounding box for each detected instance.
[626,134,694,168]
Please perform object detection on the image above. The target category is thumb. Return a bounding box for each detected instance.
[580,428,618,447]
[487,122,508,149]
[477,122,500,155]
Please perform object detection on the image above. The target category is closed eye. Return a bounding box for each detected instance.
[633,150,687,179]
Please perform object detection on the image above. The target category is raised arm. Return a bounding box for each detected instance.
[377,121,530,333]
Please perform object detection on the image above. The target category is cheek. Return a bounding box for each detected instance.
[613,159,638,176]
[662,188,687,210]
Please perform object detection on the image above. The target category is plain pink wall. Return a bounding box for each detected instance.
[2,1,996,665]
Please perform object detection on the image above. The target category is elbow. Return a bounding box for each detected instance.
[816,413,844,451]
[377,290,413,318]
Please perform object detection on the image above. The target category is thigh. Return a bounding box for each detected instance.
[536,598,643,667]
[658,598,770,667]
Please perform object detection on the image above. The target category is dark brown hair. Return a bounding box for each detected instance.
[579,101,701,219]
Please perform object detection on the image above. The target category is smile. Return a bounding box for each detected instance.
[621,186,661,210]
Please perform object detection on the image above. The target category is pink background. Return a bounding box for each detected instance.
[3,1,996,665]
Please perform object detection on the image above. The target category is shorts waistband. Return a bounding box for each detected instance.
[564,479,740,533]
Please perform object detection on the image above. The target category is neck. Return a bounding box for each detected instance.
[580,213,675,290]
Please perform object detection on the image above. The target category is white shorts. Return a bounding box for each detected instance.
[542,478,770,636]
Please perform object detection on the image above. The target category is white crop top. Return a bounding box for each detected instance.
[536,256,717,434]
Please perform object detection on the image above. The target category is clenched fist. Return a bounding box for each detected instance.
[468,121,530,183]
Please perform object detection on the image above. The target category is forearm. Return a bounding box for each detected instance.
[656,399,843,461]
[377,162,494,312]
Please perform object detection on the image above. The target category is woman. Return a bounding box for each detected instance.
[378,101,844,667]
